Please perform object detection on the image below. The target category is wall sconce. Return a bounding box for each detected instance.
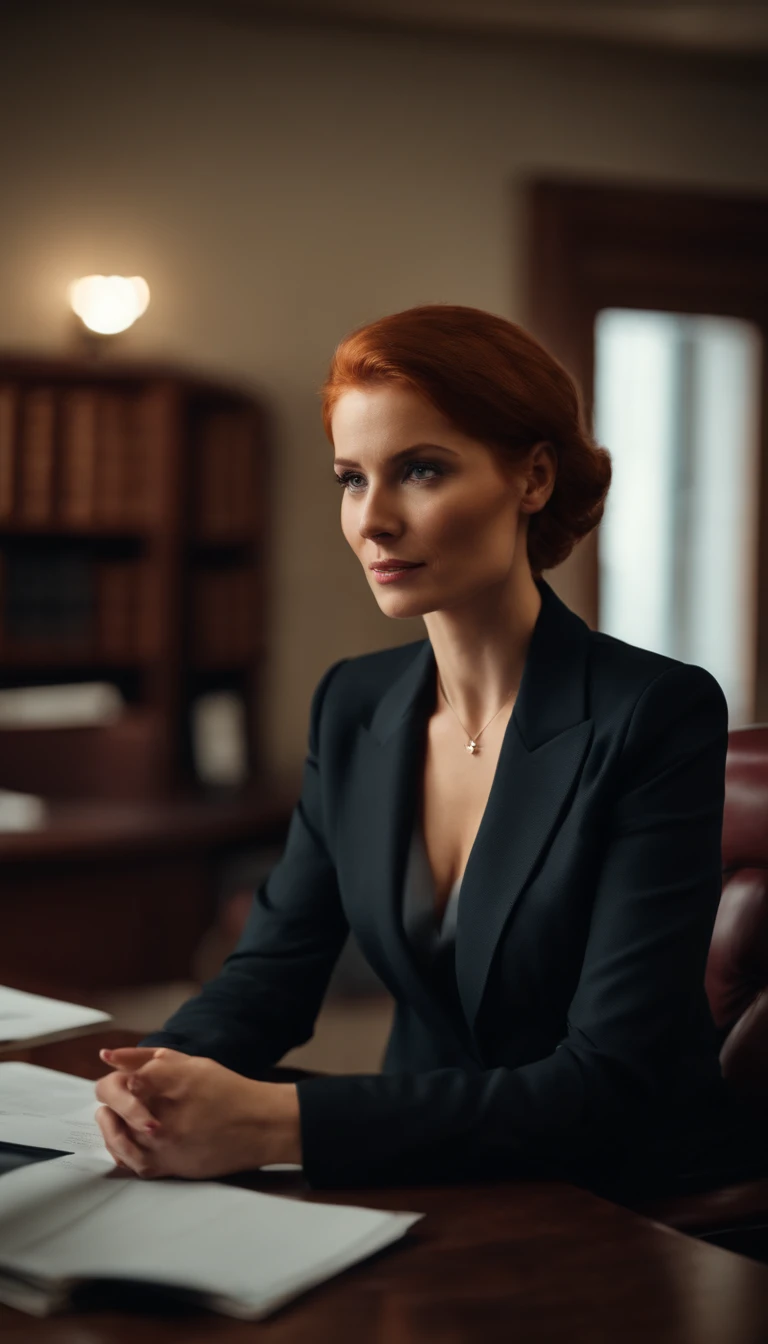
[68,275,150,336]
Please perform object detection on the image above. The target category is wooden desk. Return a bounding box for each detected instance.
[4,1033,768,1342]
[0,785,294,992]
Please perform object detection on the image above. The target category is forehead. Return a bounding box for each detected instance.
[331,383,462,452]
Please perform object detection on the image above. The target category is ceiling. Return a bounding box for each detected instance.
[174,1,768,58]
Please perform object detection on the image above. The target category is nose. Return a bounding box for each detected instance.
[357,484,402,542]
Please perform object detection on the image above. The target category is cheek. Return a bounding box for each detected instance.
[339,498,360,551]
[430,487,516,560]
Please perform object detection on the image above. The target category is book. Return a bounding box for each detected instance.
[192,568,255,665]
[0,385,17,522]
[195,410,256,540]
[4,546,93,643]
[96,561,136,659]
[0,1154,423,1320]
[94,392,126,526]
[130,388,166,528]
[59,388,98,527]
[18,389,56,524]
[133,559,162,659]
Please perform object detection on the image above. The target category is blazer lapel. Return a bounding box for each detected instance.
[339,578,593,1054]
[338,638,475,1051]
[455,580,593,1036]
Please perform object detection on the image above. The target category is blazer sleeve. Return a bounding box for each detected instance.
[138,658,350,1076]
[295,662,729,1187]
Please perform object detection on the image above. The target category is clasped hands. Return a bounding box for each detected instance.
[94,1047,302,1180]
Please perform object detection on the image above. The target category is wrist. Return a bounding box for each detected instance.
[255,1081,303,1167]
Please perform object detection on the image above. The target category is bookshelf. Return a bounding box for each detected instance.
[0,357,270,794]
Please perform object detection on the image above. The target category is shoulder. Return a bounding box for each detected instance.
[585,627,728,746]
[308,639,426,726]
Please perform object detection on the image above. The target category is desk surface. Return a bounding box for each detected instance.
[4,1032,768,1343]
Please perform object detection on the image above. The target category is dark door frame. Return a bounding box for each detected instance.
[524,177,768,720]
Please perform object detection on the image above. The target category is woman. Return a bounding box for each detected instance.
[95,304,750,1194]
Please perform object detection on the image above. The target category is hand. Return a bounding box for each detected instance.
[94,1047,302,1180]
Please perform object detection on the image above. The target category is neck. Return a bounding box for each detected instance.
[423,566,543,730]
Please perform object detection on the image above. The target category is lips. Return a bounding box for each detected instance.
[369,561,423,571]
[369,561,425,585]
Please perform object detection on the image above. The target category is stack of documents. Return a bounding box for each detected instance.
[0,1061,109,1156]
[0,984,111,1052]
[0,1153,423,1319]
[0,1062,424,1319]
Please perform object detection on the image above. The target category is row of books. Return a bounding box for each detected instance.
[0,551,162,661]
[191,568,261,665]
[0,384,263,541]
[0,549,261,667]
[194,409,261,540]
[0,384,164,530]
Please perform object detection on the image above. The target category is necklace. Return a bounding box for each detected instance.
[437,675,518,755]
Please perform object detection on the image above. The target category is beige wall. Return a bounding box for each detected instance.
[2,5,767,770]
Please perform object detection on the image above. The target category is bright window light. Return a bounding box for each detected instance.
[594,308,761,726]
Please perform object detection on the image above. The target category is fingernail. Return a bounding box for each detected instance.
[100,1049,114,1061]
[145,1122,159,1134]
[126,1078,140,1093]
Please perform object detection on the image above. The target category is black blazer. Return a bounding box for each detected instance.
[144,577,738,1191]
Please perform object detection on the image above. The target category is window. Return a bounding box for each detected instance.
[594,309,761,726]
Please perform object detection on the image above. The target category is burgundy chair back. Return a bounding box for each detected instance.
[705,725,768,1104]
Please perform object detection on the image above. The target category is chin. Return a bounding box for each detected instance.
[373,589,434,620]
[376,599,427,620]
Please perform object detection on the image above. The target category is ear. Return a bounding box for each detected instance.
[519,441,556,515]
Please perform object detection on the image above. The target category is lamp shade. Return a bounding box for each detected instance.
[68,275,150,335]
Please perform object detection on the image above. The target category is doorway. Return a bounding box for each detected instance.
[525,178,768,721]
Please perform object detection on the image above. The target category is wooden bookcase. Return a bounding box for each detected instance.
[0,356,270,795]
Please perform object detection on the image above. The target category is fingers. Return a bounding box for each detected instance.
[99,1047,165,1070]
[127,1057,187,1101]
[94,1071,159,1132]
[99,1046,187,1106]
[95,1106,156,1178]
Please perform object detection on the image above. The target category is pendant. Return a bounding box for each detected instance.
[466,740,479,754]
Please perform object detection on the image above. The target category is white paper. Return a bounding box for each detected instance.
[0,790,47,833]
[0,1062,109,1159]
[0,985,111,1050]
[0,1062,297,1168]
[0,681,124,727]
[0,1155,423,1319]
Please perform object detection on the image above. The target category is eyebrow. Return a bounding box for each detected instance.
[333,442,461,469]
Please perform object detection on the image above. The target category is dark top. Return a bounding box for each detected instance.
[401,816,464,1027]
[141,576,767,1193]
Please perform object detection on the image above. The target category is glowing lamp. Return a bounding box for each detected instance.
[68,274,150,335]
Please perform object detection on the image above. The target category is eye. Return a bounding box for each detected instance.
[405,462,441,483]
[333,461,442,492]
[334,471,366,491]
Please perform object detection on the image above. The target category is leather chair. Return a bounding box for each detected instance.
[629,725,768,1254]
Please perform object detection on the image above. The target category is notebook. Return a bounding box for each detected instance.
[0,1154,423,1319]
[0,985,111,1052]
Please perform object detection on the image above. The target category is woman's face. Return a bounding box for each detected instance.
[331,381,541,620]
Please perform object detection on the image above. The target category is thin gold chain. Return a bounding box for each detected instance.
[437,676,517,755]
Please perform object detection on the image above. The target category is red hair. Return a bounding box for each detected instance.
[321,304,611,574]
